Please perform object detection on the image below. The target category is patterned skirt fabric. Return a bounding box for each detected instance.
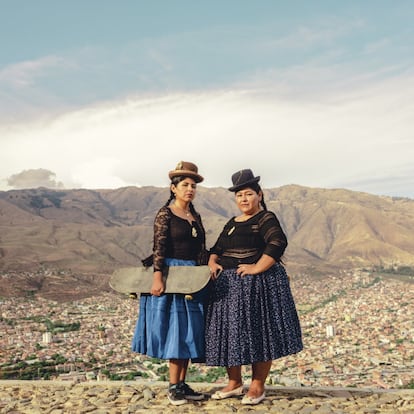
[131,258,209,361]
[205,263,303,366]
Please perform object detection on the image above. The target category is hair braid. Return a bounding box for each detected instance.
[252,183,268,211]
[164,191,175,207]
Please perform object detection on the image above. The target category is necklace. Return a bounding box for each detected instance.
[174,203,191,217]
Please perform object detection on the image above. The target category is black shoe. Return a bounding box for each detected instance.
[168,384,187,406]
[178,381,204,401]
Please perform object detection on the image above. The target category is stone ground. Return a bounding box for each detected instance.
[0,380,413,414]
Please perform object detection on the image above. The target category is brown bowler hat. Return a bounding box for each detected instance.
[168,161,204,183]
[228,169,260,192]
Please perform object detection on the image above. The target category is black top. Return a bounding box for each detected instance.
[211,210,287,269]
[152,206,206,272]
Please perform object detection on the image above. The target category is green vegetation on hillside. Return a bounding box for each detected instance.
[23,316,81,334]
[373,265,414,276]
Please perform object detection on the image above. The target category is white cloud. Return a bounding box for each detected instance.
[7,168,64,189]
[0,56,67,87]
[70,158,132,189]
[0,68,413,197]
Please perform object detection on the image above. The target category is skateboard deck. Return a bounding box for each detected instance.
[109,265,211,294]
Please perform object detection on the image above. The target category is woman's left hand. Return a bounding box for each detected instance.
[237,255,276,277]
[236,264,257,277]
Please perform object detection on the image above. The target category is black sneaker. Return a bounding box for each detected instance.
[178,381,204,401]
[168,384,187,406]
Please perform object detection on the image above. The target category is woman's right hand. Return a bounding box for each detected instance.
[150,271,165,296]
[208,255,223,280]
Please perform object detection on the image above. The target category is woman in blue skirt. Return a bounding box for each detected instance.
[131,161,208,406]
[206,169,303,405]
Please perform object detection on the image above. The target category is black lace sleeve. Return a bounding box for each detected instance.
[194,211,209,265]
[259,211,288,261]
[152,206,171,272]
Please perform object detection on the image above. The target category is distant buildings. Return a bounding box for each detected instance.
[1,269,413,388]
[326,325,335,338]
[42,332,53,344]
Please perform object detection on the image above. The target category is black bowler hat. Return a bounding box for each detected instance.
[228,169,260,192]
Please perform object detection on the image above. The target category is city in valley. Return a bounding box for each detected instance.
[0,269,413,389]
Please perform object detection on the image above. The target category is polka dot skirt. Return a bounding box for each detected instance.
[205,263,303,366]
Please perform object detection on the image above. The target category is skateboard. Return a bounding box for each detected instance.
[109,265,211,294]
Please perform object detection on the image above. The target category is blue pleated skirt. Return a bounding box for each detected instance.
[205,263,303,366]
[131,258,209,361]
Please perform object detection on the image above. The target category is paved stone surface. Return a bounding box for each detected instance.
[0,380,413,413]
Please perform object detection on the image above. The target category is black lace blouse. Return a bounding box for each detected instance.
[152,206,206,272]
[210,210,287,269]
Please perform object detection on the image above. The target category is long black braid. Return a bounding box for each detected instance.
[251,183,268,211]
[164,191,175,207]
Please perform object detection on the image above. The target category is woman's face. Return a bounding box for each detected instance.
[172,177,197,203]
[235,187,261,215]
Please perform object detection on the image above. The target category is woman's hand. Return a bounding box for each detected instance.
[237,254,276,277]
[208,255,223,280]
[150,271,165,296]
[236,263,258,277]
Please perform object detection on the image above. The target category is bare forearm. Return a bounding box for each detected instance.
[253,254,276,273]
[151,270,164,296]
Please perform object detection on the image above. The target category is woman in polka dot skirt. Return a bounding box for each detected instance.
[206,169,303,406]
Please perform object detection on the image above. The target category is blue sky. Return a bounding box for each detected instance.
[1,0,414,198]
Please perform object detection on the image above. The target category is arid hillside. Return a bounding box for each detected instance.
[1,185,413,297]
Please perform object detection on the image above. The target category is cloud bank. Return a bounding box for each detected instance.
[1,65,413,198]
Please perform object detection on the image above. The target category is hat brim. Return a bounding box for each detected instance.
[228,176,260,192]
[168,170,204,183]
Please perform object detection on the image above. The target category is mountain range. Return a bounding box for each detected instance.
[1,185,413,299]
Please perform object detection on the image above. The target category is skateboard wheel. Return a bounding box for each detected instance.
[184,294,193,300]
